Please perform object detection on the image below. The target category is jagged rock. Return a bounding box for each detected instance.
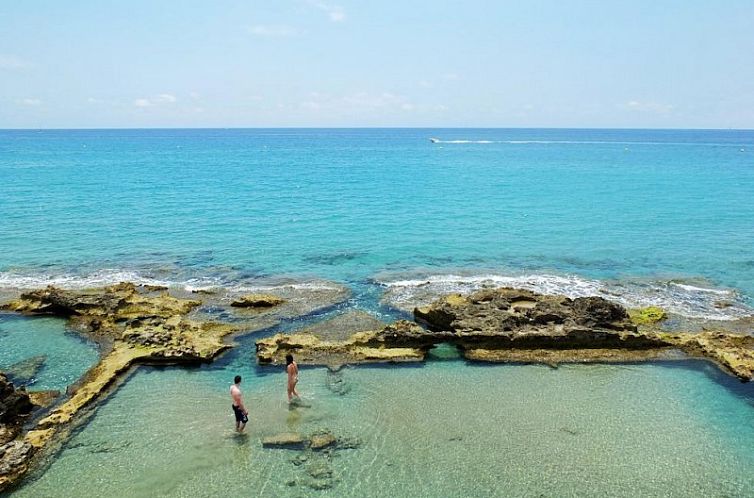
[256,287,754,382]
[256,322,427,366]
[310,431,337,450]
[5,355,47,386]
[414,288,635,335]
[0,440,33,475]
[262,432,307,449]
[628,306,668,326]
[28,390,60,409]
[230,294,285,308]
[0,374,33,424]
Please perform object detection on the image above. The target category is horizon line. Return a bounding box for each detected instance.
[1,126,753,132]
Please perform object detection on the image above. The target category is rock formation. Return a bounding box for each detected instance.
[257,287,754,382]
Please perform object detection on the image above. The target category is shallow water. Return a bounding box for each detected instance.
[3,128,754,496]
[11,356,754,497]
[0,313,99,392]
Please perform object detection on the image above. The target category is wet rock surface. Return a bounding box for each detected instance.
[256,320,427,366]
[230,293,286,308]
[257,287,754,381]
[0,374,33,427]
[0,374,34,488]
[0,281,350,492]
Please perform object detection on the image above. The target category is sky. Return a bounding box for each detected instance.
[1,0,753,129]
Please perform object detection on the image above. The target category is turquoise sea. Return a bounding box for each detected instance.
[2,128,754,496]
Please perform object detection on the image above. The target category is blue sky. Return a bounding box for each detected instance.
[1,0,753,128]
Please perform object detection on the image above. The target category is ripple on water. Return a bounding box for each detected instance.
[13,360,754,497]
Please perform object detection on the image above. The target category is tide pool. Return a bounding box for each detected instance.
[12,356,754,497]
[0,314,99,392]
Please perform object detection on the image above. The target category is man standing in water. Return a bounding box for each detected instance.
[230,375,248,432]
[286,354,300,403]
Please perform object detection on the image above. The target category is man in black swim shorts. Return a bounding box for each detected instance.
[230,375,248,432]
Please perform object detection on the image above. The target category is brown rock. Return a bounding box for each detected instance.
[231,293,285,308]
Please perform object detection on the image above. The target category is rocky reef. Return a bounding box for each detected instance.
[0,373,35,489]
[0,281,348,493]
[261,430,361,491]
[257,287,754,382]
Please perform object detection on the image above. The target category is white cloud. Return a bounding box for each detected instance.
[306,1,346,22]
[442,72,459,80]
[133,93,177,108]
[156,93,176,103]
[623,100,674,114]
[20,98,42,106]
[300,91,415,113]
[248,24,300,37]
[87,97,104,104]
[0,55,32,70]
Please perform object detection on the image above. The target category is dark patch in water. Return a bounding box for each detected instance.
[302,251,368,266]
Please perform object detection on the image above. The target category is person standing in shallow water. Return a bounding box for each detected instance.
[230,375,248,432]
[286,354,300,403]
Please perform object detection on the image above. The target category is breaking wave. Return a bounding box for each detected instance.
[0,269,341,294]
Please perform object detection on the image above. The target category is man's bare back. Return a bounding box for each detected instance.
[230,375,248,432]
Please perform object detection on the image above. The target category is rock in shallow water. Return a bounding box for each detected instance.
[230,293,285,308]
[262,432,307,449]
[5,356,47,387]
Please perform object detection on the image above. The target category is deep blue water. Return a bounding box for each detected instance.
[1,128,753,318]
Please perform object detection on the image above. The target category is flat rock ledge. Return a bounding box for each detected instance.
[257,288,754,382]
[0,282,241,493]
[231,293,286,308]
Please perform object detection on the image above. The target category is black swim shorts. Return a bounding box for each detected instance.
[232,404,248,423]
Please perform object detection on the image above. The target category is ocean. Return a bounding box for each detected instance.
[2,128,754,496]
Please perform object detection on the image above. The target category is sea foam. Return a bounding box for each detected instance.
[378,272,752,321]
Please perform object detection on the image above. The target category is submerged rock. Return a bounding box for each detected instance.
[5,356,46,387]
[299,311,385,342]
[230,293,285,308]
[309,431,337,450]
[262,432,307,449]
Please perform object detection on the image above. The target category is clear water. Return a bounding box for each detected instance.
[12,352,754,497]
[1,129,753,316]
[2,128,754,495]
[0,313,99,392]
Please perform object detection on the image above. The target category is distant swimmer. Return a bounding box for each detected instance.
[230,375,248,432]
[286,354,301,403]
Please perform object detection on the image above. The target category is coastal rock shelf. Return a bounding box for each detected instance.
[0,281,349,493]
[256,288,754,382]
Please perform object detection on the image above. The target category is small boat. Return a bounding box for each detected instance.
[429,137,440,143]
